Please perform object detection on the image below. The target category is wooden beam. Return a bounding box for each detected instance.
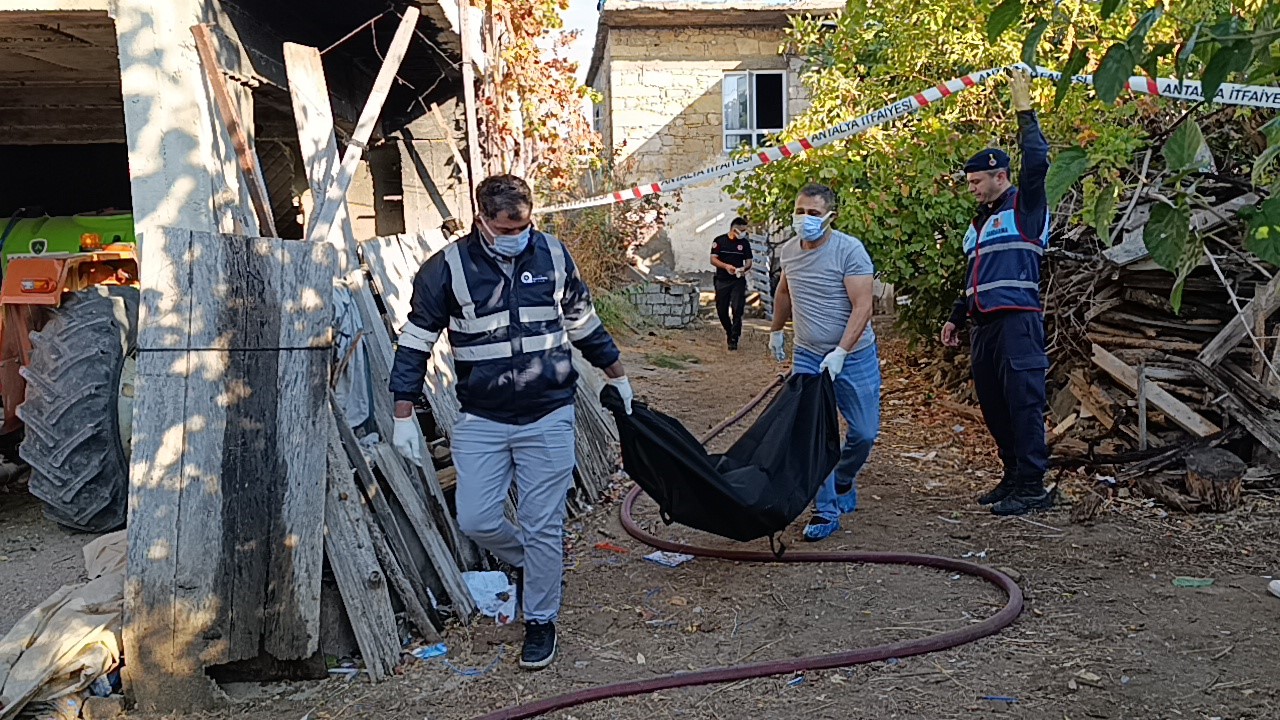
[457,0,483,198]
[284,42,358,275]
[1187,361,1280,456]
[329,393,441,639]
[323,415,402,682]
[192,23,277,237]
[1091,344,1220,437]
[1198,270,1280,368]
[305,7,419,247]
[370,443,478,619]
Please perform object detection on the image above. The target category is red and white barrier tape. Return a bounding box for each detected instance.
[536,63,1280,214]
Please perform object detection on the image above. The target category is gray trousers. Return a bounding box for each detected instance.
[452,404,576,623]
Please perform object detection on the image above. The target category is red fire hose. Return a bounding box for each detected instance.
[473,376,1024,720]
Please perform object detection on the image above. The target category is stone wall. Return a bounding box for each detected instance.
[621,277,701,328]
[591,24,810,273]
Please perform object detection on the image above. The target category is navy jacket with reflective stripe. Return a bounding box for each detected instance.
[389,228,621,425]
[950,111,1051,324]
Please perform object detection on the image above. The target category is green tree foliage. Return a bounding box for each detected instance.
[727,0,1160,340]
[991,0,1279,311]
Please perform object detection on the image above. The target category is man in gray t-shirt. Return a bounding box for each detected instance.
[768,183,881,542]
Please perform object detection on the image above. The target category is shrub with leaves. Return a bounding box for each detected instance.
[986,0,1279,310]
[727,0,1159,340]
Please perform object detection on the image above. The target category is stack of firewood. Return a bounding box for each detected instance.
[1040,181,1277,511]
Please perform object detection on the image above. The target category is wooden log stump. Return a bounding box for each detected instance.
[1184,448,1247,512]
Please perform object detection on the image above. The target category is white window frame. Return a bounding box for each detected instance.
[722,70,787,153]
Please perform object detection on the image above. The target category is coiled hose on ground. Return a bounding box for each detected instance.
[474,376,1024,720]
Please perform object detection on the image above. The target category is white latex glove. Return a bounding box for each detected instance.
[605,376,634,414]
[819,347,849,379]
[769,331,786,362]
[392,415,425,467]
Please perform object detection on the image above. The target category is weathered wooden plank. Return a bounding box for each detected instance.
[1198,270,1280,368]
[126,228,333,710]
[371,443,477,619]
[1188,361,1280,456]
[178,233,332,350]
[324,419,401,682]
[283,41,358,276]
[262,348,328,660]
[329,394,440,638]
[1091,344,1220,437]
[305,8,418,247]
[124,369,223,709]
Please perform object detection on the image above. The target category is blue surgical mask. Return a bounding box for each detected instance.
[792,212,831,241]
[492,227,530,257]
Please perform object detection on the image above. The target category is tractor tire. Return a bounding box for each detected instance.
[19,286,138,533]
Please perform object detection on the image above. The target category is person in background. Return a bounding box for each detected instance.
[710,217,753,350]
[388,174,633,670]
[940,69,1053,517]
[768,183,881,542]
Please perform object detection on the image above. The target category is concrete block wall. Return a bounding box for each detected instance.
[621,277,701,328]
[594,24,811,273]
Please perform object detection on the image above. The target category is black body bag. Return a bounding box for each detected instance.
[600,373,841,546]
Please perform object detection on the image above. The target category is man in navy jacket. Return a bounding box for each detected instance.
[390,174,632,669]
[941,70,1053,516]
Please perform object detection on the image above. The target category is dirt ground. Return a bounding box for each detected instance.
[5,318,1280,720]
[0,485,95,632]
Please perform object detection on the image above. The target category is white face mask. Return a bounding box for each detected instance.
[792,211,832,241]
[480,216,532,257]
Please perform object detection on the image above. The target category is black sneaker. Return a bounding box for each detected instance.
[976,473,1017,506]
[991,489,1054,516]
[520,621,557,670]
[727,338,738,351]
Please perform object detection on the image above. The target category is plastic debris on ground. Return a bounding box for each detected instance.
[594,542,630,554]
[1172,576,1215,588]
[787,674,805,687]
[327,665,361,681]
[412,643,448,661]
[981,695,1019,703]
[644,551,694,568]
[462,570,518,625]
[442,646,505,677]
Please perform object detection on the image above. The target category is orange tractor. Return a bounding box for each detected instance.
[0,210,139,532]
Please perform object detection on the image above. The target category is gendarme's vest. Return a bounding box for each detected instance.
[962,188,1049,313]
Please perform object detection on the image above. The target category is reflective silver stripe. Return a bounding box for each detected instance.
[966,241,1045,259]
[453,342,513,361]
[964,279,1040,297]
[564,307,602,341]
[449,312,510,333]
[443,243,476,320]
[519,305,561,323]
[399,322,439,352]
[522,330,568,352]
[543,233,568,305]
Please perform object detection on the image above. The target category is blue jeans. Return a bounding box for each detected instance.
[792,344,881,522]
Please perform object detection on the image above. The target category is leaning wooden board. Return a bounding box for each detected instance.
[125,229,333,710]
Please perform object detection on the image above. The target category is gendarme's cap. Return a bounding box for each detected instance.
[963,148,1010,173]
